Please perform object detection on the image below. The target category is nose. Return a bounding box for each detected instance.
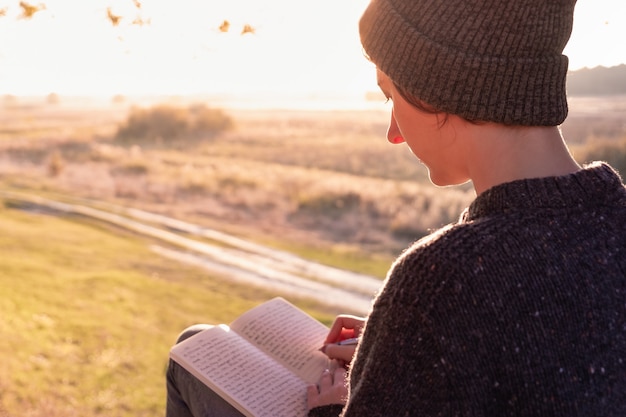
[386,110,404,144]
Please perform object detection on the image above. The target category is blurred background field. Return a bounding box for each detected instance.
[2,93,625,255]
[0,92,626,417]
[0,202,339,417]
[1,0,625,414]
[1,93,625,416]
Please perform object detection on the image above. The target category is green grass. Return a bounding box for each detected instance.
[256,235,393,279]
[0,203,338,417]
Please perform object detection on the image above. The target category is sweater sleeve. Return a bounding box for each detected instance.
[304,253,457,417]
[340,246,461,416]
[307,404,344,417]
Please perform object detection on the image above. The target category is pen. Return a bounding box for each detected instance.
[318,337,360,353]
[336,337,359,346]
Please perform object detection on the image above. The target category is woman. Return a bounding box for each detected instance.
[167,0,626,415]
[307,0,626,416]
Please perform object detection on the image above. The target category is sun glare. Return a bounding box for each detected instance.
[0,0,376,99]
[566,0,626,70]
[0,0,623,101]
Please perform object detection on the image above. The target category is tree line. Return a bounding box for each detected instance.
[568,64,626,96]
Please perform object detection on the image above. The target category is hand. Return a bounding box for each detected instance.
[306,364,348,410]
[321,342,357,364]
[321,315,365,363]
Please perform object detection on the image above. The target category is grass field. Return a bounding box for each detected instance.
[0,94,624,416]
[0,98,478,257]
[0,203,339,417]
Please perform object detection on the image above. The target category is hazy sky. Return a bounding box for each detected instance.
[0,0,624,97]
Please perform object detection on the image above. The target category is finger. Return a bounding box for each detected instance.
[324,344,357,363]
[318,369,333,390]
[326,315,365,343]
[308,368,349,410]
[333,367,347,387]
[306,384,320,409]
[325,318,348,343]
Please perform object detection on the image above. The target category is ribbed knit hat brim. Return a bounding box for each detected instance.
[360,0,576,126]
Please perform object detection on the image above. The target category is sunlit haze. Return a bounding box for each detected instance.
[1,0,625,100]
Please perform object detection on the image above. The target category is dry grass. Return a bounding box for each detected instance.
[1,95,624,259]
[0,204,338,417]
[0,94,624,417]
[0,99,475,258]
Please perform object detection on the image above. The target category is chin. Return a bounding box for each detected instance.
[428,170,470,188]
[426,168,448,187]
[429,177,453,187]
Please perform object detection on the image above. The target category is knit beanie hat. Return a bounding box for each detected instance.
[359,0,577,126]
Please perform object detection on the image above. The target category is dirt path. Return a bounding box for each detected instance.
[2,190,381,314]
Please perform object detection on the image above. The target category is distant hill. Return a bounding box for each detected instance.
[567,64,626,96]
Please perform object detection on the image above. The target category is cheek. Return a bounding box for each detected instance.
[393,108,429,155]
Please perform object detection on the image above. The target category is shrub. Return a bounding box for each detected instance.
[111,94,126,105]
[3,94,18,108]
[46,92,60,105]
[47,151,65,177]
[573,136,626,175]
[188,104,233,136]
[112,161,150,176]
[115,104,233,145]
[296,191,362,219]
[116,105,187,143]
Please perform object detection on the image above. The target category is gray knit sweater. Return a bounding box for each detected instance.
[310,162,626,417]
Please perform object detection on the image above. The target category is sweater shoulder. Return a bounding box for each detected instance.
[388,199,626,306]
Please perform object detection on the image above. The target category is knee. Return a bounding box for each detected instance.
[175,324,212,344]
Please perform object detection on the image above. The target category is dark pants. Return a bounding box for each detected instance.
[165,324,245,417]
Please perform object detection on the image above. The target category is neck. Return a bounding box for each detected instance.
[464,124,581,195]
